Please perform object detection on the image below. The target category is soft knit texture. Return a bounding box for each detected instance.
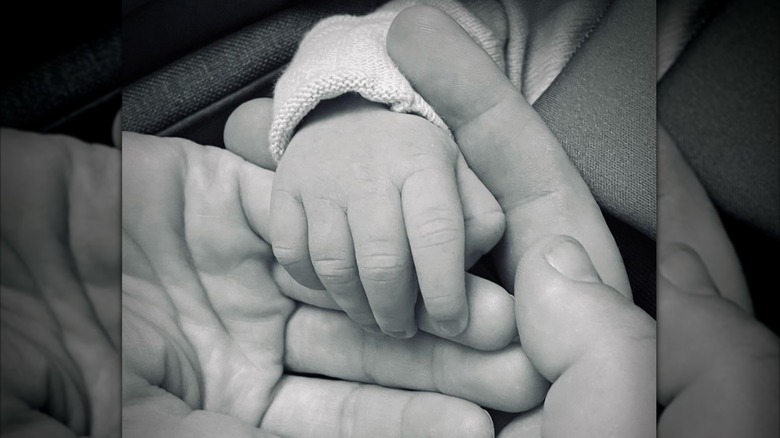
[268,0,507,161]
[269,0,612,161]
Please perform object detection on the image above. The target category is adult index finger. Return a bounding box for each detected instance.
[387,6,630,297]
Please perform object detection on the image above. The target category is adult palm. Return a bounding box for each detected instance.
[121,132,548,438]
[1,128,120,438]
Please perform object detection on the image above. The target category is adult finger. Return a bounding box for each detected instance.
[402,166,468,335]
[514,235,655,437]
[657,121,777,436]
[224,98,277,170]
[457,155,506,268]
[269,187,324,290]
[348,185,418,338]
[262,376,493,438]
[122,376,277,438]
[415,273,515,351]
[387,6,630,297]
[237,160,275,245]
[497,406,543,438]
[305,197,378,331]
[275,268,516,351]
[657,244,779,438]
[285,305,549,412]
[657,123,752,313]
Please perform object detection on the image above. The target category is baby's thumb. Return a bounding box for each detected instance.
[458,157,505,268]
[224,98,277,170]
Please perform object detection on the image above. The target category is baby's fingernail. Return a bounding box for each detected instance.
[385,328,417,339]
[437,316,467,337]
[544,236,601,283]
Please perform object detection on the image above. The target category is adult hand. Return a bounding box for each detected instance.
[225,98,516,352]
[1,128,120,437]
[258,93,505,338]
[388,6,631,297]
[656,124,779,437]
[386,7,655,436]
[121,131,549,438]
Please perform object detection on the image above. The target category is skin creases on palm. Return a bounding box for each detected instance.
[121,132,549,438]
[122,132,291,429]
[0,128,120,437]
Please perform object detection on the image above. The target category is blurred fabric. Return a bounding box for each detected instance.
[658,0,779,333]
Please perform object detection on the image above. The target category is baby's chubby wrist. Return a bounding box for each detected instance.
[296,94,392,133]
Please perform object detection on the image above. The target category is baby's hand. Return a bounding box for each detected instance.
[270,94,504,338]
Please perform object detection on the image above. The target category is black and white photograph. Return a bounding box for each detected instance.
[0,0,776,437]
[121,0,656,436]
[1,0,121,436]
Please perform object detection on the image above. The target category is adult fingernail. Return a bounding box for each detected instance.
[658,244,718,296]
[544,236,601,283]
[385,328,417,339]
[482,409,495,438]
[437,316,467,337]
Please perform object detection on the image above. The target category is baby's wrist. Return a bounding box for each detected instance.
[299,94,388,131]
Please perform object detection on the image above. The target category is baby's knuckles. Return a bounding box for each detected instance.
[284,95,459,197]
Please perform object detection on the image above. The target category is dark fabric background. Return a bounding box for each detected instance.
[659,0,779,334]
[122,0,388,136]
[0,2,120,145]
[532,0,657,317]
[122,0,658,318]
[123,0,306,83]
[535,0,657,240]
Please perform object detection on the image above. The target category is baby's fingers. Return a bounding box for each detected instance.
[223,97,277,170]
[416,273,516,351]
[274,267,516,351]
[305,198,377,331]
[402,166,468,336]
[348,185,418,338]
[270,188,324,290]
[458,156,505,268]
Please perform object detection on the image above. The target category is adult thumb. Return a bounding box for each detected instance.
[656,243,779,438]
[514,235,655,437]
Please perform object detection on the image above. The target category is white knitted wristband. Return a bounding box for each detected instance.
[269,0,505,162]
